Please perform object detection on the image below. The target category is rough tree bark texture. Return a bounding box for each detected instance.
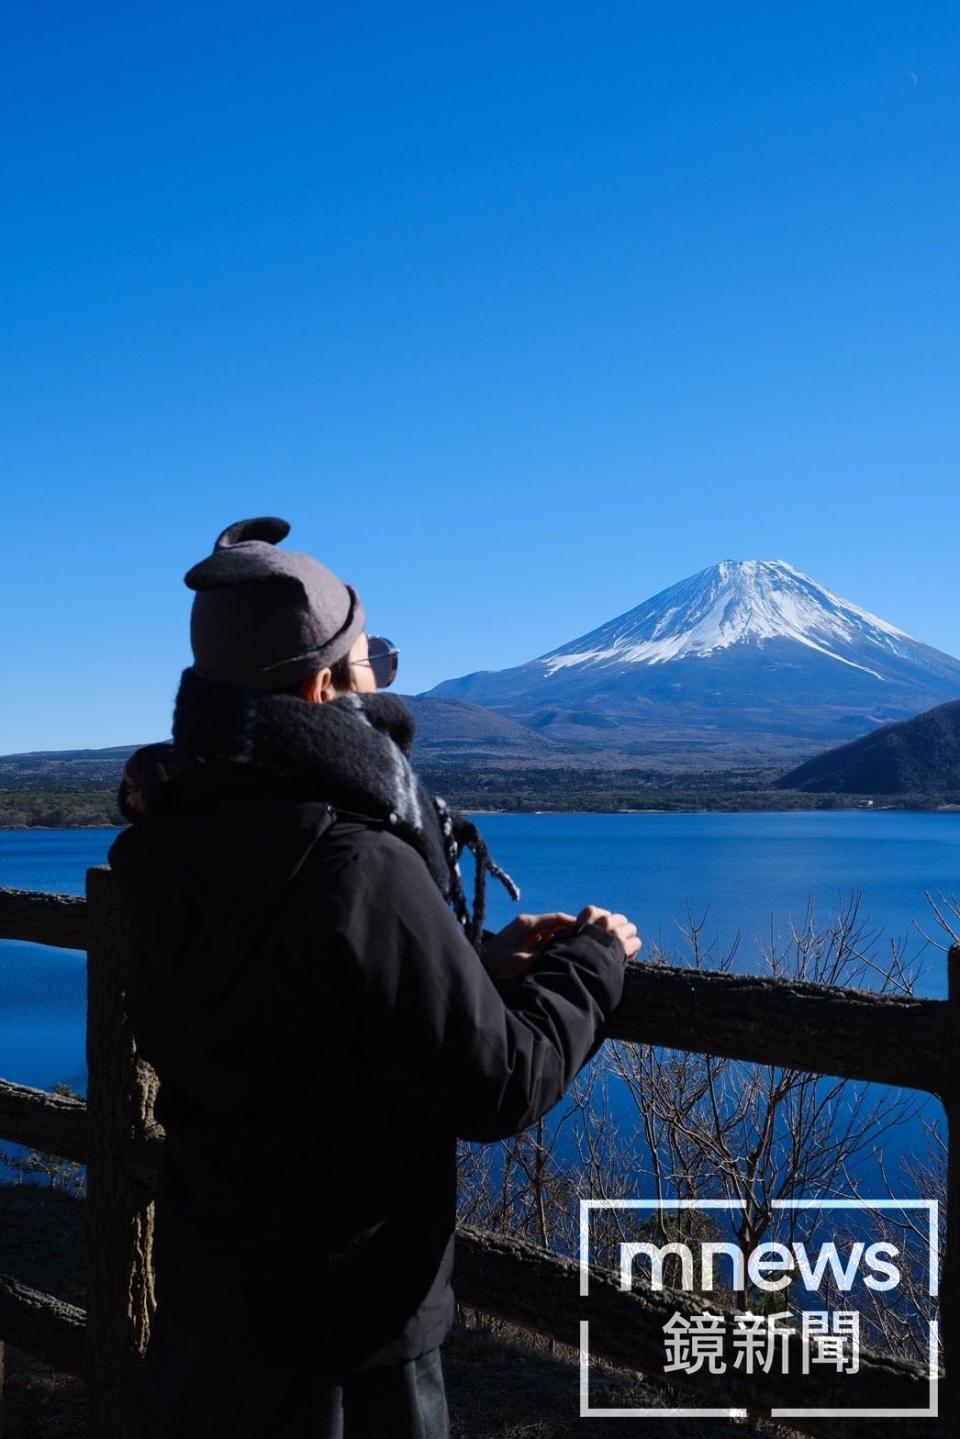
[0,1079,86,1165]
[455,1224,943,1439]
[609,961,947,1095]
[2,878,951,1433]
[85,866,159,1439]
[0,1275,85,1378]
[942,944,960,1432]
[0,886,86,950]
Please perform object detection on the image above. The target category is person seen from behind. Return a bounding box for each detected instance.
[109,516,641,1438]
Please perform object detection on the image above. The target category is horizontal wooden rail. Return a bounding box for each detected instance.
[1,874,953,1432]
[0,1078,87,1165]
[0,1273,87,1378]
[611,963,948,1097]
[0,886,87,950]
[455,1225,943,1439]
[2,1217,940,1435]
[0,1086,159,1190]
[0,888,948,1099]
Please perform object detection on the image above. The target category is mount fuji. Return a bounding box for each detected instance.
[424,561,960,767]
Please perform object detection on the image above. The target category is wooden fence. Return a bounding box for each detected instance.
[0,869,955,1436]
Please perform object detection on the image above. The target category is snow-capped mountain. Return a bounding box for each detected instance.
[537,560,922,677]
[424,561,960,767]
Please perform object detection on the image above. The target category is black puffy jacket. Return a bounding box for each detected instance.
[107,759,626,1375]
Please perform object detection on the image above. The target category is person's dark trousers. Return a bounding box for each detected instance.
[132,1304,451,1438]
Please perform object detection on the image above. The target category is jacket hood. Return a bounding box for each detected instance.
[116,667,520,950]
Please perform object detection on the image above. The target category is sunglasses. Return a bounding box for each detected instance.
[349,634,399,688]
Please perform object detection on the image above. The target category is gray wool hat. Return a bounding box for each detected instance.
[185,516,366,690]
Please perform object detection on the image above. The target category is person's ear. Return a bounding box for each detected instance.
[299,667,334,703]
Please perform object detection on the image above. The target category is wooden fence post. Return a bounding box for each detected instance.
[85,866,159,1438]
[943,944,960,1429]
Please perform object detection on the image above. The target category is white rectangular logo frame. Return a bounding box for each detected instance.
[578,1197,939,1420]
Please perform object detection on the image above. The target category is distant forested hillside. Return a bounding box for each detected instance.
[776,699,960,797]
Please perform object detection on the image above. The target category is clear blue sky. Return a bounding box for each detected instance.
[2,2,958,752]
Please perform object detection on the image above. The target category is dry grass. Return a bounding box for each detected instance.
[0,1181,87,1438]
[0,1183,798,1438]
[444,1308,794,1439]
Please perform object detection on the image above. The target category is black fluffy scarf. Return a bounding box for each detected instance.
[119,667,520,952]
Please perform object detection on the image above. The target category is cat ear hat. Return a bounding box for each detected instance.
[185,516,366,691]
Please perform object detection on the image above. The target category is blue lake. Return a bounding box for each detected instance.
[0,813,955,1191]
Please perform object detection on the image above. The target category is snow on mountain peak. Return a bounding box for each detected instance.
[538,560,916,678]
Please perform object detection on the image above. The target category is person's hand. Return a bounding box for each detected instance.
[481,912,579,980]
[575,905,642,961]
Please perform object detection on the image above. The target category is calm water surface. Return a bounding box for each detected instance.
[1,813,955,1184]
[473,811,960,993]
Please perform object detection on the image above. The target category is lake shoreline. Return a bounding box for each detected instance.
[2,813,956,1099]
[3,800,960,830]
